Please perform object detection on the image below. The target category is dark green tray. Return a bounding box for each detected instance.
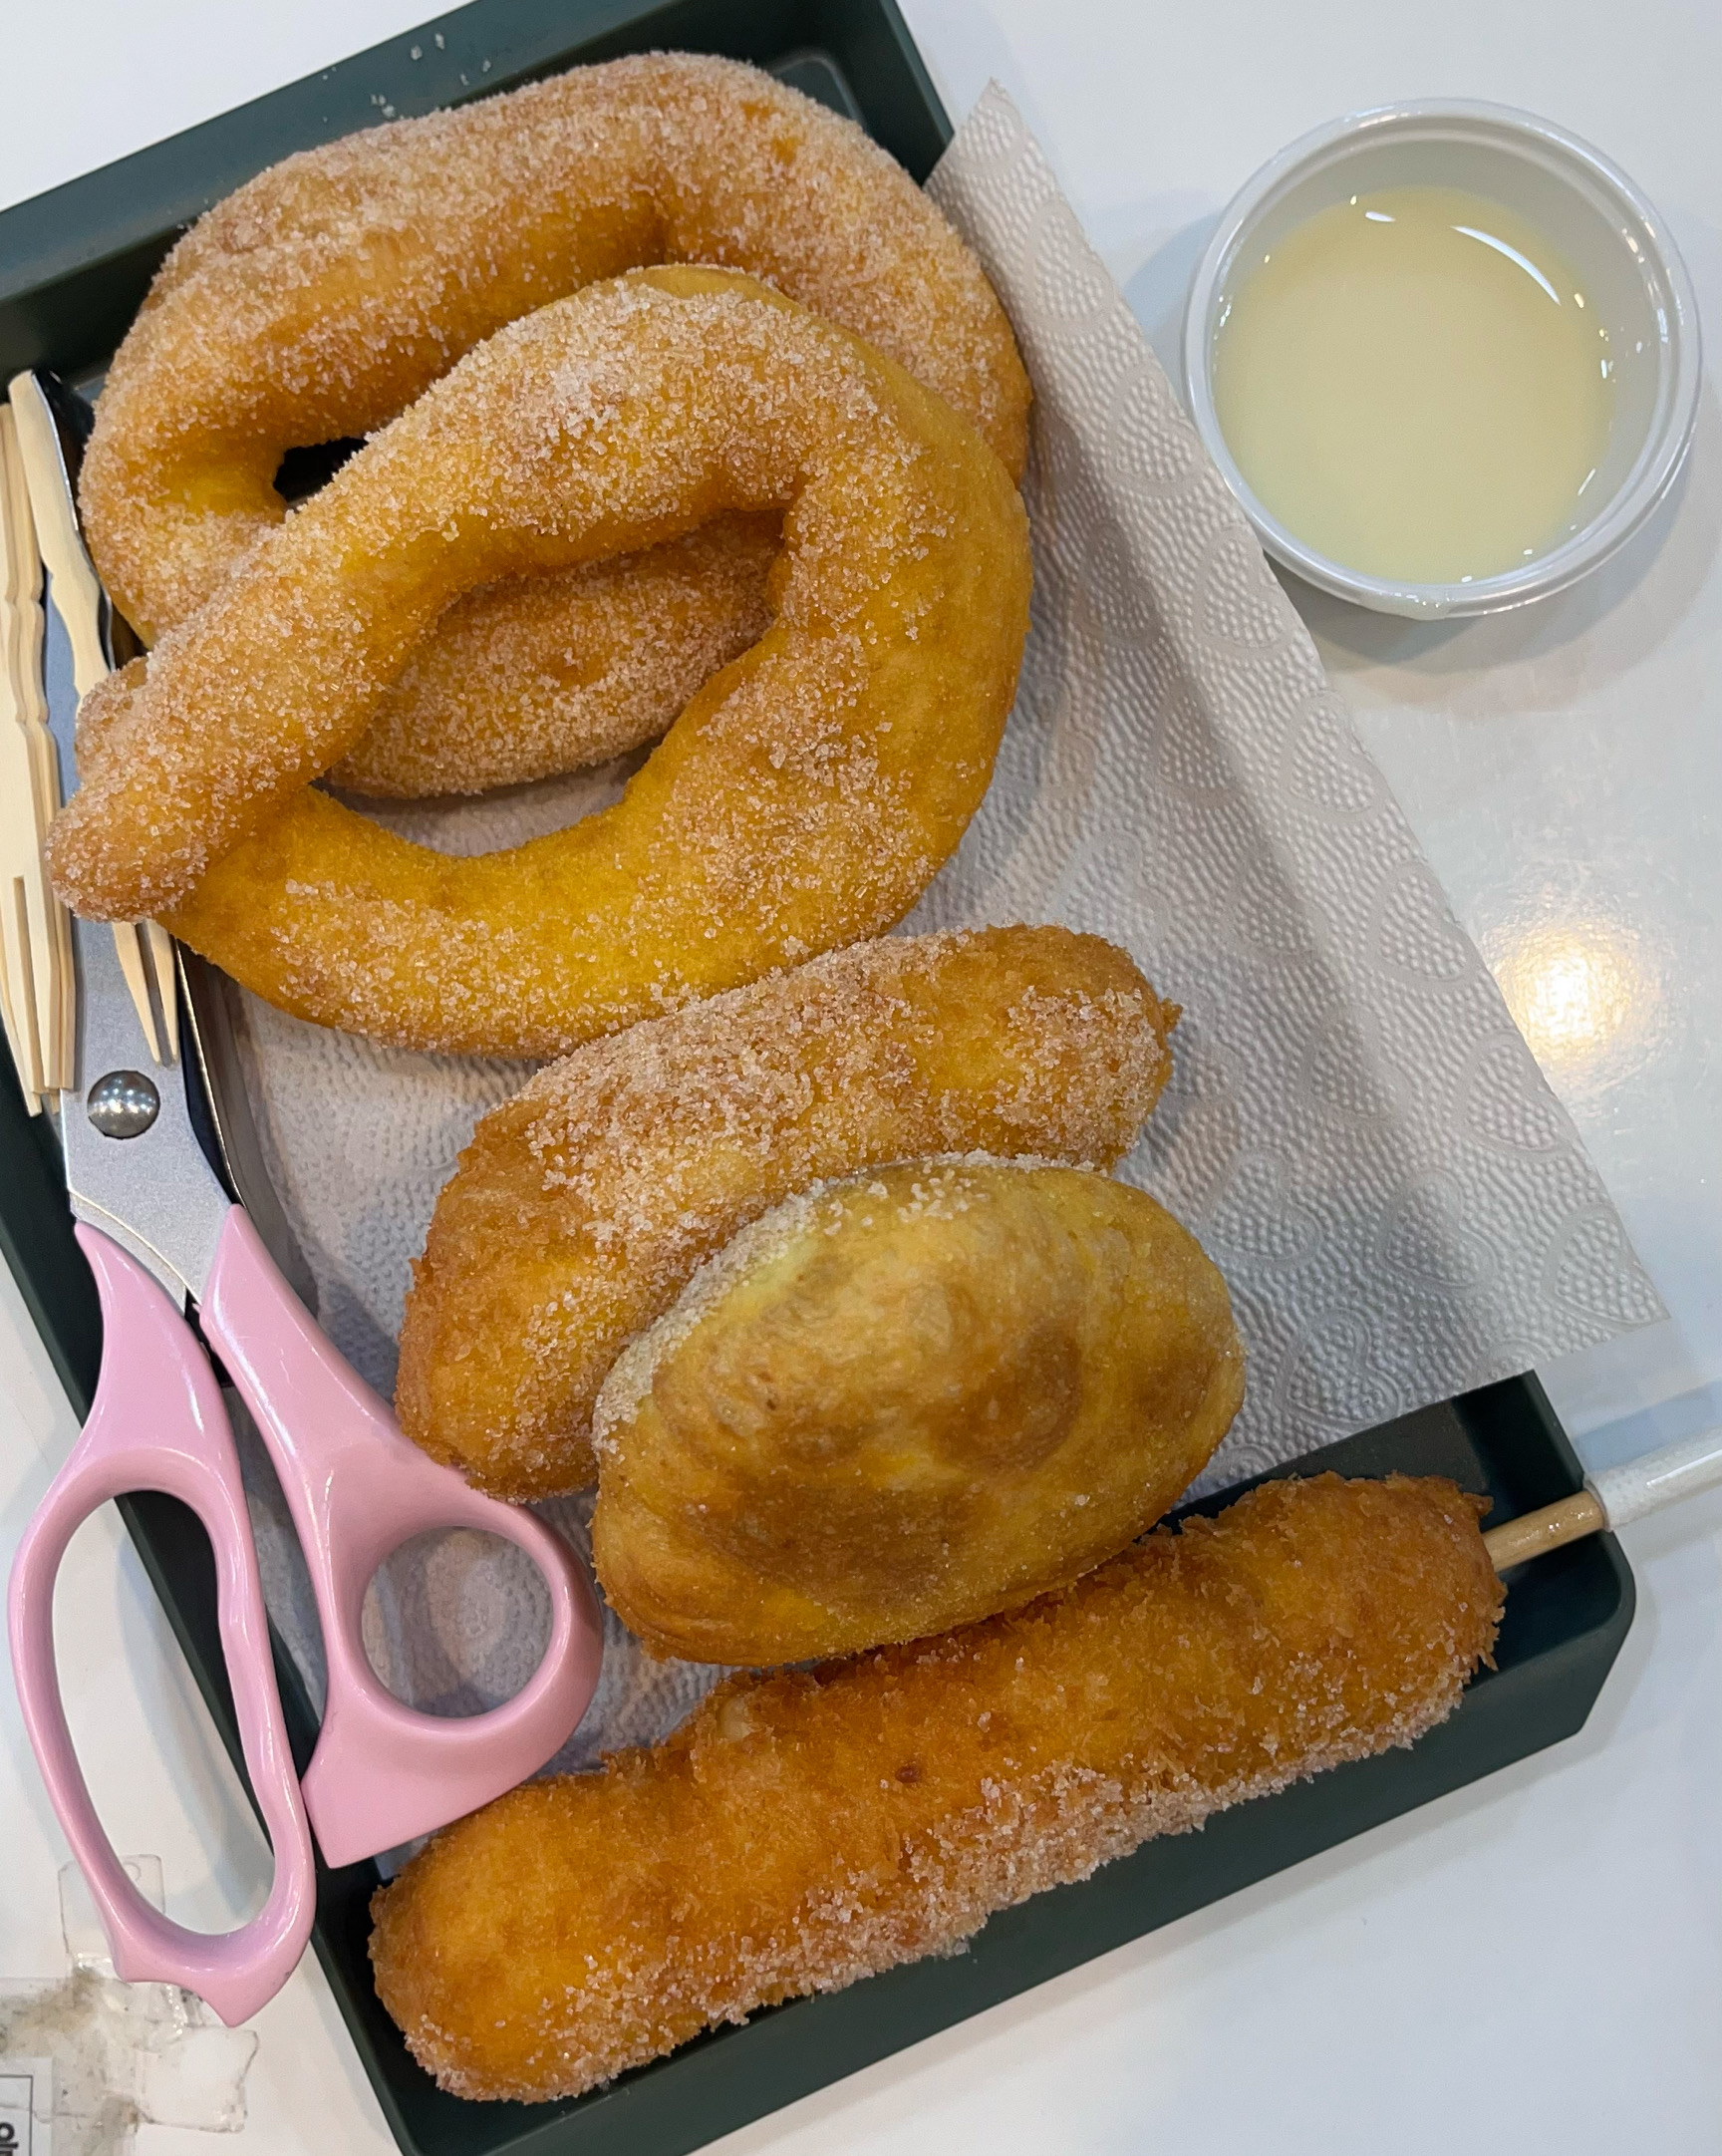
[0,0,945,380]
[0,6,1634,2152]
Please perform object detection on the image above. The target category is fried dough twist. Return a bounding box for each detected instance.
[81,53,1028,796]
[50,272,1031,1059]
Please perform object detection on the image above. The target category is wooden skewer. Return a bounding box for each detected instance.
[1484,1426,1722,1574]
[1484,1490,1604,1570]
[6,371,178,1071]
[0,963,39,1114]
[0,415,41,1111]
[12,433,76,1095]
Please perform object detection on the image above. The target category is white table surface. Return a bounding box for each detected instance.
[1,3,1717,2149]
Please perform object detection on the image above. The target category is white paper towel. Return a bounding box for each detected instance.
[228,87,1663,1785]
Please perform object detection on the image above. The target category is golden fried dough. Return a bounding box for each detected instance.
[591,1159,1245,1663]
[396,928,1177,1498]
[329,513,780,797]
[81,51,1028,649]
[72,514,781,799]
[49,271,1031,1059]
[371,1473,1502,2100]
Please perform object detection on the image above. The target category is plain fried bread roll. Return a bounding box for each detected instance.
[591,1158,1246,1663]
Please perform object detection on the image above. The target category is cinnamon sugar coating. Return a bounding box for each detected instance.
[80,52,1028,722]
[395,927,1177,1497]
[50,270,1031,1057]
[370,1472,1502,2100]
[332,512,780,796]
[77,523,776,797]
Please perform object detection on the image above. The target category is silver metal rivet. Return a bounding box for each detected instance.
[87,1070,160,1139]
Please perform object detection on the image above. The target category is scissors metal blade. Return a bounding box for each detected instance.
[176,946,319,1314]
[61,906,230,1305]
[22,369,316,1311]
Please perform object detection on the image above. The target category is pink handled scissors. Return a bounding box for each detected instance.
[5,373,604,2025]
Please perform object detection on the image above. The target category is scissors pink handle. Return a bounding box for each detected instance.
[200,1207,603,1868]
[8,1226,316,2024]
[10,1208,603,2024]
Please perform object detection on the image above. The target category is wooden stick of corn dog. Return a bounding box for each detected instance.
[1484,1424,1722,1571]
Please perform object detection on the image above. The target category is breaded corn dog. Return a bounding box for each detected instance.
[371,1473,1501,2100]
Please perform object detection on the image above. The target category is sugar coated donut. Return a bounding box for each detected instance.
[48,269,1033,1058]
[80,52,1028,796]
[396,928,1179,1499]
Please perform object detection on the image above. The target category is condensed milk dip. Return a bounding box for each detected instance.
[1211,185,1613,586]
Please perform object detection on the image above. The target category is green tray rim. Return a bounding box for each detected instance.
[0,0,950,381]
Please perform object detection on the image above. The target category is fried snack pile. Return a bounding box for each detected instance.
[592,1159,1245,1663]
[58,41,1470,2109]
[49,271,1031,1057]
[81,52,1027,793]
[398,927,1177,1497]
[371,1472,1503,2100]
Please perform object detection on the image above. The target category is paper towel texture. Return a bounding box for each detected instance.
[228,88,1661,1771]
[916,87,1662,1488]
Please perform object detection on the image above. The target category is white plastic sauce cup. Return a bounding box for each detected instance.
[1182,100,1701,619]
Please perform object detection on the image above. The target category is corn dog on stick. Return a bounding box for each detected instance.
[372,1472,1501,2101]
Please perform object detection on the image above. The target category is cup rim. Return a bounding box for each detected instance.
[1181,98,1703,619]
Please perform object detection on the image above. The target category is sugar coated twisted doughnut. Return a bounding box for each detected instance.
[48,269,1032,1058]
[327,512,781,798]
[396,928,1178,1498]
[81,52,1028,795]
